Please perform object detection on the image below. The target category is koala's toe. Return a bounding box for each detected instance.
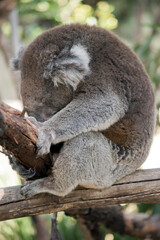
[36,128,57,156]
[27,116,40,128]
[20,182,33,198]
[36,145,50,156]
[20,187,34,198]
[10,157,36,179]
[20,168,36,179]
[20,180,43,198]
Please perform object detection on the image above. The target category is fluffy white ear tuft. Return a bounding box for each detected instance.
[44,44,91,90]
[70,44,90,73]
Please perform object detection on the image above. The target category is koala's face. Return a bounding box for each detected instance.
[19,45,75,122]
[18,39,90,122]
[12,25,92,122]
[21,77,73,122]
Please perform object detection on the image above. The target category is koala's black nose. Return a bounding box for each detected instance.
[51,64,56,72]
[51,63,59,74]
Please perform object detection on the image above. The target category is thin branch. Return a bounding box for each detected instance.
[50,213,62,240]
[32,215,50,240]
[66,206,160,239]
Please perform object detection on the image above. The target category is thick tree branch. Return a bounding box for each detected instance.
[1,168,160,221]
[0,102,52,178]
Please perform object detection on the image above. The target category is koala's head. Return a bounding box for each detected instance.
[12,26,91,121]
[42,43,90,89]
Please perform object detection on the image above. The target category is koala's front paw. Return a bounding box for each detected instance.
[26,116,43,128]
[37,128,56,156]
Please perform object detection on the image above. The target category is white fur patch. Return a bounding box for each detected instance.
[53,69,82,89]
[48,44,91,90]
[70,44,90,72]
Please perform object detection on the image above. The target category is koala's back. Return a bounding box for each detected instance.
[61,24,155,151]
[21,24,155,153]
[59,26,153,140]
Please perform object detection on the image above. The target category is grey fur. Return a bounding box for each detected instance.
[11,46,25,70]
[14,24,155,197]
[43,44,90,90]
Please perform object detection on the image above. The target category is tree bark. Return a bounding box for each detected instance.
[0,102,52,178]
[66,206,160,239]
[1,102,160,239]
[1,168,160,221]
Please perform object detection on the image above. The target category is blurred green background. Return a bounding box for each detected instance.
[0,0,160,239]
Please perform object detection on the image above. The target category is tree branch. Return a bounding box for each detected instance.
[0,102,52,178]
[66,206,160,239]
[1,168,160,221]
[50,213,62,240]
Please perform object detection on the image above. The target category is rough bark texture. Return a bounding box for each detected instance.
[0,102,52,178]
[1,168,160,221]
[66,206,160,239]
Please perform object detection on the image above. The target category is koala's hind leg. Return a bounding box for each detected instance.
[21,132,136,198]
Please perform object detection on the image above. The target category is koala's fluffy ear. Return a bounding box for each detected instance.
[43,44,91,90]
[11,46,25,71]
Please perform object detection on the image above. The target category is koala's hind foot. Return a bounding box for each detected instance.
[21,178,50,198]
[20,173,75,198]
[10,156,36,179]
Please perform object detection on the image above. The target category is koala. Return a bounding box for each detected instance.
[12,24,155,197]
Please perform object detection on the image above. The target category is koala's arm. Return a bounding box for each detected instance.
[36,88,127,155]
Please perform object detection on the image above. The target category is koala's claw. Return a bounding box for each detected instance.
[20,184,34,198]
[26,116,43,128]
[10,156,36,179]
[36,129,56,156]
[21,179,44,198]
[36,141,51,156]
[21,168,36,179]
